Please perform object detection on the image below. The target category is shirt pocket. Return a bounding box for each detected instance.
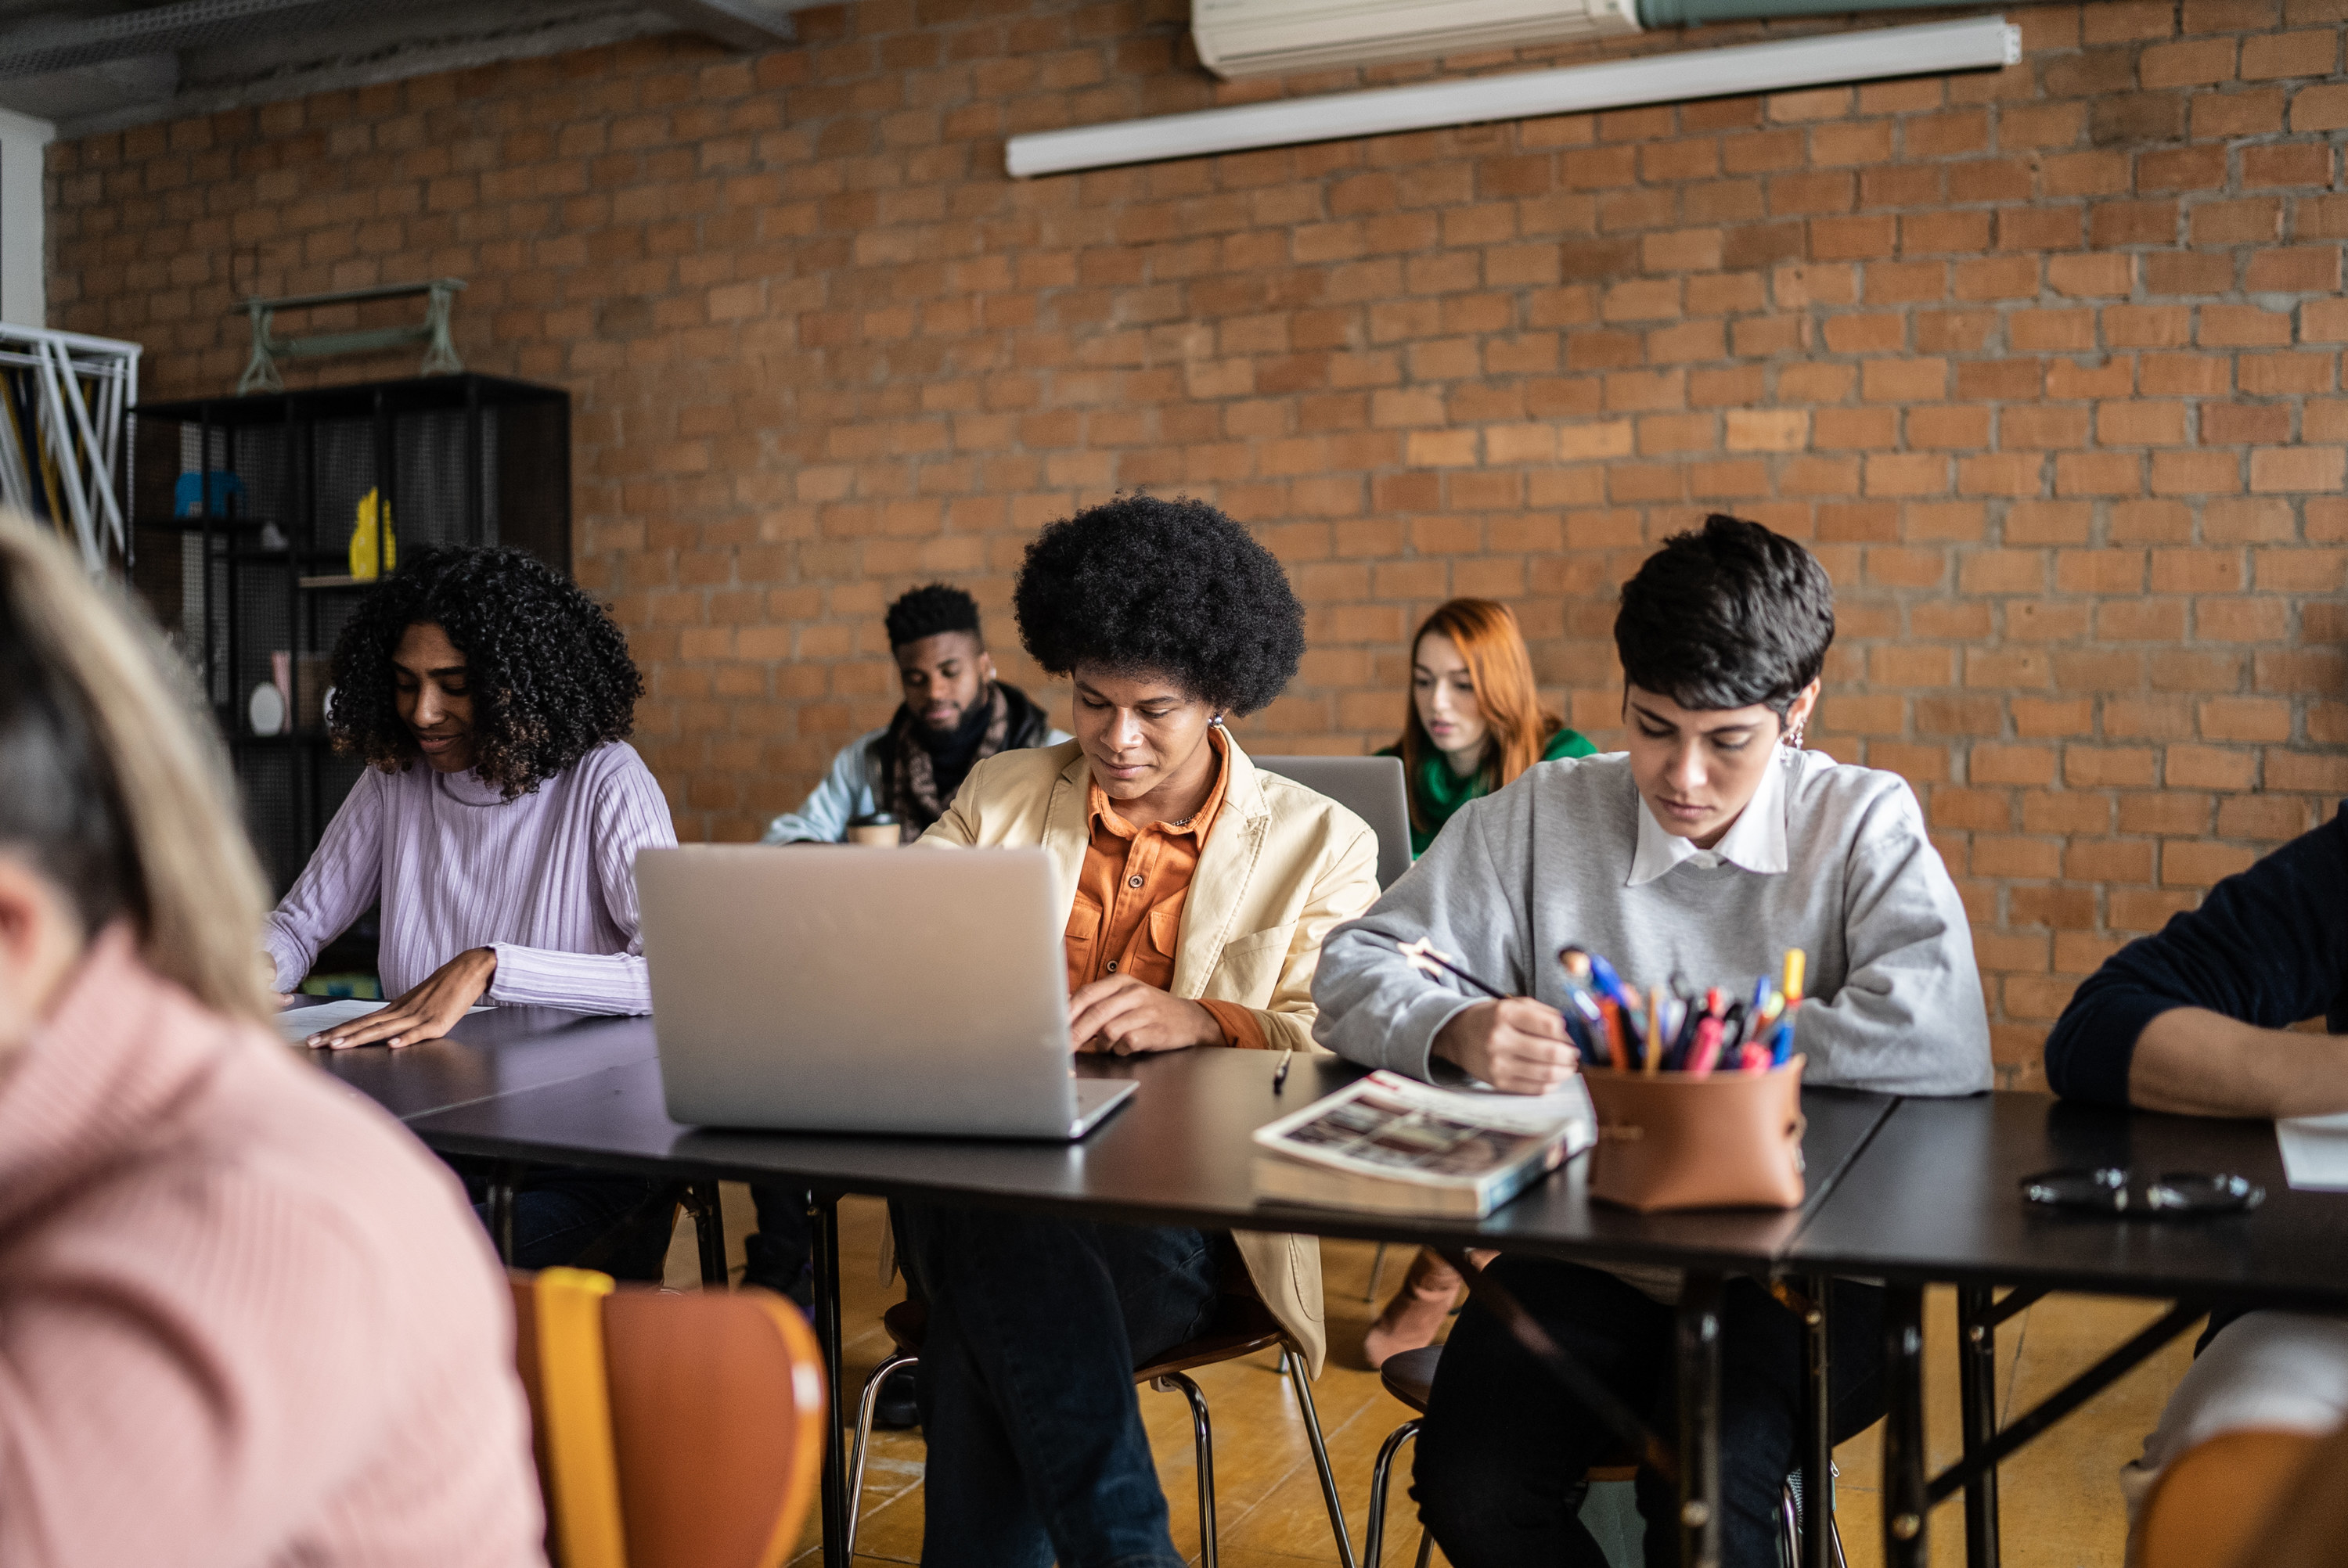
[1147,903,1182,959]
[1065,893,1104,987]
[1209,922,1297,1007]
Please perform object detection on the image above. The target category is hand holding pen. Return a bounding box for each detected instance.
[1399,938,1581,1095]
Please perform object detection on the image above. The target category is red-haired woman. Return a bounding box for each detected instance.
[1386,598,1594,858]
[1366,599,1592,1365]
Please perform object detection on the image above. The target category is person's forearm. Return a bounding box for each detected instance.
[2130,1006,2348,1118]
[484,944,650,1015]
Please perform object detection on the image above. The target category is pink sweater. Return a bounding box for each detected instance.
[0,930,546,1567]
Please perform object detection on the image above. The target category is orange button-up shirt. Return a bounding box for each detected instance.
[1066,732,1269,1050]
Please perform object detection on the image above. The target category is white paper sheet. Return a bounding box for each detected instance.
[275,998,488,1045]
[2274,1113,2348,1191]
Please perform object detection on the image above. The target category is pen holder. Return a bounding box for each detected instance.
[1581,1057,1806,1212]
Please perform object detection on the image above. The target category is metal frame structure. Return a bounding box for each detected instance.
[236,279,466,396]
[0,322,140,575]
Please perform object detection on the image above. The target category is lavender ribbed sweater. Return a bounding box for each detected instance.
[263,742,676,1014]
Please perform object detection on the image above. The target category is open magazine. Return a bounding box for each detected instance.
[1251,1070,1597,1217]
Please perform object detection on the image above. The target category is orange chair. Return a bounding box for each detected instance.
[2216,1419,2348,1568]
[510,1268,826,1568]
[2134,1428,2328,1568]
[845,1293,1356,1567]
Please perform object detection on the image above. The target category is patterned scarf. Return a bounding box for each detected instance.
[879,682,1047,842]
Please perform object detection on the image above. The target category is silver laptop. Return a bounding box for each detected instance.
[1251,754,1413,890]
[637,844,1136,1140]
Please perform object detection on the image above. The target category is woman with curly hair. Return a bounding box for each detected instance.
[262,544,679,1276]
[894,494,1381,1568]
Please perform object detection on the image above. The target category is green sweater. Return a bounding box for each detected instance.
[1381,727,1596,856]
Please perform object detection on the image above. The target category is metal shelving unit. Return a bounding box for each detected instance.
[131,375,571,940]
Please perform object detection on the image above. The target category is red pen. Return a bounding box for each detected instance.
[1687,1015,1724,1076]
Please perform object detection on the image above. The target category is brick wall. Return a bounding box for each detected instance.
[49,0,2348,1084]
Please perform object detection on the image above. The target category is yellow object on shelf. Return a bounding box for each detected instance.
[348,487,396,579]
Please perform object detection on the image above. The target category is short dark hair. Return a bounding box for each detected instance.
[885,583,983,650]
[1614,514,1834,717]
[1013,494,1304,717]
[329,545,645,799]
[0,603,136,934]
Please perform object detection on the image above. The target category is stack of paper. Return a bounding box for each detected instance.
[2274,1113,2348,1192]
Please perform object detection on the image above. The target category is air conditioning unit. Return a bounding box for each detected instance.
[1192,0,1642,81]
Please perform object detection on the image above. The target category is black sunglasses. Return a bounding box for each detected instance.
[2019,1167,2264,1217]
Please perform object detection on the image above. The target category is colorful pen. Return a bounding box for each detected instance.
[1597,998,1630,1071]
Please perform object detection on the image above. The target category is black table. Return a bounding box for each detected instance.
[282,996,657,1121]
[1785,1091,2348,1568]
[394,1041,1896,1568]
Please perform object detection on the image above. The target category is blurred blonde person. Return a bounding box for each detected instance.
[0,514,544,1567]
[1366,599,1593,1366]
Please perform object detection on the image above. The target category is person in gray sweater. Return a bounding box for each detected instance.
[1313,516,1990,1568]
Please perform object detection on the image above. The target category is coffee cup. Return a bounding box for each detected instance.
[845,812,902,847]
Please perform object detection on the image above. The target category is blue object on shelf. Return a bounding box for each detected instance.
[175,469,246,519]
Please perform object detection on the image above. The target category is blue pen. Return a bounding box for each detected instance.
[1586,951,1633,1008]
[1558,1005,1598,1064]
[1768,1018,1794,1066]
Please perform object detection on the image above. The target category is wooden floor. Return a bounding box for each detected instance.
[664,1188,2197,1567]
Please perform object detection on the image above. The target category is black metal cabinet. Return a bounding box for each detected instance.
[130,374,571,912]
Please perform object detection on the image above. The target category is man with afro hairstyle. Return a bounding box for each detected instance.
[762,583,1065,845]
[891,494,1381,1568]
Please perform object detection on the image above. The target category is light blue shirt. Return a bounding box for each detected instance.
[762,723,1071,843]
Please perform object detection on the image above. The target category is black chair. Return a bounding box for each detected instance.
[1366,1346,1847,1568]
[847,1293,1359,1567]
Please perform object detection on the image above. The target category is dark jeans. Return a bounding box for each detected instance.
[895,1202,1223,1568]
[744,1183,814,1298]
[1416,1259,1886,1568]
[448,1158,675,1282]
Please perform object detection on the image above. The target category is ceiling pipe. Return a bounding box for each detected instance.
[1006,13,2018,178]
[1638,0,1983,24]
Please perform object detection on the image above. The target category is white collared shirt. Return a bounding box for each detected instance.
[1626,743,1794,886]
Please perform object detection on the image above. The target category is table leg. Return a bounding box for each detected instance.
[1677,1272,1723,1568]
[686,1181,729,1287]
[808,1192,848,1568]
[1802,1274,1832,1568]
[1882,1284,1928,1568]
[1957,1286,2001,1568]
[488,1160,521,1265]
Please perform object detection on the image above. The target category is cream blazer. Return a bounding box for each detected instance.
[920,734,1381,1375]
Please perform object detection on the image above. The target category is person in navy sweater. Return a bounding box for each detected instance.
[2044,805,2348,1549]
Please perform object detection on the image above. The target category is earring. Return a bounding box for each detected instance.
[1209,714,1225,728]
[1783,720,1806,750]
